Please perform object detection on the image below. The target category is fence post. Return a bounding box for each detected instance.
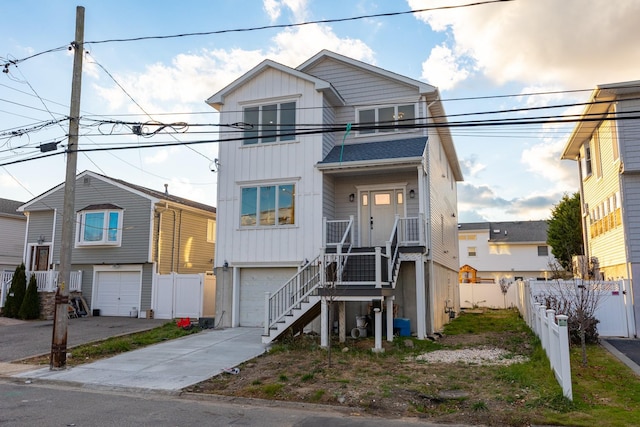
[556,314,573,400]
[349,215,355,246]
[546,309,556,369]
[538,305,547,351]
[264,292,271,336]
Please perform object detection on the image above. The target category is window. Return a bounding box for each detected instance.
[241,183,295,227]
[76,208,123,246]
[468,246,477,257]
[537,246,549,256]
[243,101,296,144]
[207,219,216,243]
[357,104,416,135]
[581,141,592,178]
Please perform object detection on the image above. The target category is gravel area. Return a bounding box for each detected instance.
[415,347,528,365]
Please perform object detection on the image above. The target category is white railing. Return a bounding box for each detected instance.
[521,282,572,400]
[324,216,355,248]
[1,270,82,303]
[397,213,426,246]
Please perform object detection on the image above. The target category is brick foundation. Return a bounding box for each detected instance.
[39,292,83,320]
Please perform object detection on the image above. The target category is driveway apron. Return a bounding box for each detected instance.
[13,327,266,392]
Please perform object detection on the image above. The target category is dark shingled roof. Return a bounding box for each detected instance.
[459,220,548,243]
[319,137,427,164]
[0,198,24,218]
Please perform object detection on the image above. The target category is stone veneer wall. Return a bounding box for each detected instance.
[39,292,83,320]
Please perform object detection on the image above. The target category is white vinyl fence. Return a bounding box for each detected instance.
[460,279,636,338]
[151,272,216,320]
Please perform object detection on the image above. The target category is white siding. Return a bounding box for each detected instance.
[216,67,325,266]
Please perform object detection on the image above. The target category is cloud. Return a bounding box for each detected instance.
[457,182,563,222]
[144,149,169,165]
[264,0,309,22]
[459,154,486,179]
[408,0,640,88]
[421,44,471,90]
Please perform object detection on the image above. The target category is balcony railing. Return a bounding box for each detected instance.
[1,270,83,307]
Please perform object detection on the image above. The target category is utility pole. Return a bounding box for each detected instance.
[51,5,84,369]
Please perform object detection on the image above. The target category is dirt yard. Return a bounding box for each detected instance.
[185,311,558,426]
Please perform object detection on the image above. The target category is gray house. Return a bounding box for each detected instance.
[17,170,216,317]
[207,50,463,346]
[0,198,26,272]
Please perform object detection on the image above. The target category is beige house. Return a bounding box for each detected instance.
[561,80,640,336]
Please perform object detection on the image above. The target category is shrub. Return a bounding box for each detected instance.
[18,274,40,320]
[4,264,26,318]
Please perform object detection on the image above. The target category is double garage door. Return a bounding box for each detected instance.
[239,268,295,327]
[94,269,142,317]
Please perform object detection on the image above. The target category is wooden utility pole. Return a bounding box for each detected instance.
[51,5,84,369]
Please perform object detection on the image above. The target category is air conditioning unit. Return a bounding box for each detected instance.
[572,255,588,278]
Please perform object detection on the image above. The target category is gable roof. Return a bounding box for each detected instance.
[205,59,345,109]
[19,171,216,214]
[562,80,640,160]
[316,137,427,170]
[0,197,25,219]
[459,221,548,244]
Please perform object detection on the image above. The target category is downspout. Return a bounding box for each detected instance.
[51,208,57,270]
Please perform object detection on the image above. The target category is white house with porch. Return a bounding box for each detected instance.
[207,50,463,348]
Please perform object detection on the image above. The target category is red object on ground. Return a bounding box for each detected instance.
[176,317,191,328]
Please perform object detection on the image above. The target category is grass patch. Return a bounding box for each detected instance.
[26,321,200,366]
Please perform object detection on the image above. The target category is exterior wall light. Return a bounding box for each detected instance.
[349,193,355,202]
[409,189,415,199]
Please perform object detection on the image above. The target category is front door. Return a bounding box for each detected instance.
[31,245,50,271]
[360,190,402,247]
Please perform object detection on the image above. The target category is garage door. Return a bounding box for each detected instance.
[239,268,296,327]
[94,270,141,316]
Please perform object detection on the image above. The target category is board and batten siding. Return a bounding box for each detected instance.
[215,67,326,265]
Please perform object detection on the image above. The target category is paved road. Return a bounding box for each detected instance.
[601,338,640,376]
[0,316,167,362]
[0,380,468,427]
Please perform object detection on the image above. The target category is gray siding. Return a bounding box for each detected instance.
[618,97,640,172]
[25,210,55,246]
[0,215,26,269]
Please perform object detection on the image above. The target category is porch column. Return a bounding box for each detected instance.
[372,308,384,353]
[339,301,346,343]
[415,259,427,339]
[386,296,394,342]
[320,298,329,348]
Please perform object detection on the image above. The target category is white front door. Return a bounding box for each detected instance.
[361,190,402,247]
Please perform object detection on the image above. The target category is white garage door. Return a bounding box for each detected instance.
[239,268,296,327]
[94,270,141,316]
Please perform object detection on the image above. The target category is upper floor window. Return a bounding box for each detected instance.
[537,245,549,256]
[357,104,416,135]
[243,101,296,144]
[76,205,123,247]
[468,246,477,257]
[580,141,592,178]
[207,219,216,243]
[241,183,295,227]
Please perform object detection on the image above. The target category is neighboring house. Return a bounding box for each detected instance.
[561,80,640,335]
[0,198,26,272]
[207,50,463,345]
[0,198,27,309]
[458,221,556,284]
[16,170,216,317]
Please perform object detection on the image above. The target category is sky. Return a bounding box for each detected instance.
[1,0,639,222]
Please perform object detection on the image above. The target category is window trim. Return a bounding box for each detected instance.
[242,100,297,145]
[240,183,296,228]
[207,219,216,243]
[75,208,123,247]
[355,103,417,136]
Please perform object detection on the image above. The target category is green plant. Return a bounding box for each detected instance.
[310,389,325,401]
[3,263,26,318]
[472,401,488,411]
[261,383,283,397]
[18,274,40,320]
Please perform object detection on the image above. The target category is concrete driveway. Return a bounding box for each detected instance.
[0,316,168,362]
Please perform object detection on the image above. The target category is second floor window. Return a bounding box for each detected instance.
[243,101,296,144]
[468,246,477,257]
[537,245,549,256]
[241,183,295,227]
[76,207,123,246]
[357,104,416,135]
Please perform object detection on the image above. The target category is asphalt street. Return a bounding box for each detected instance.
[0,380,467,427]
[0,316,167,362]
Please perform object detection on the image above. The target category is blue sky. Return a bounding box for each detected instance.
[2,0,639,222]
